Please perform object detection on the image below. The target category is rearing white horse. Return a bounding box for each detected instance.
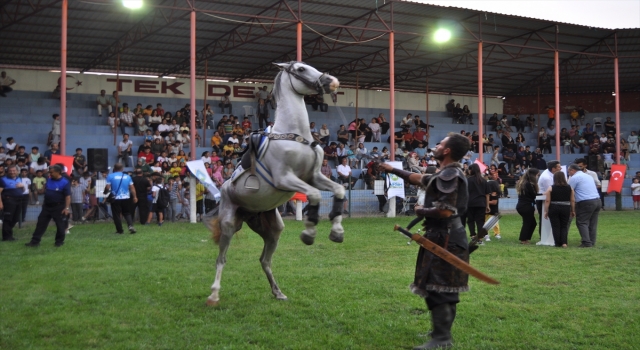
[205,61,346,306]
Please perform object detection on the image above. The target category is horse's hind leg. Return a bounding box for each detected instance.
[245,209,287,300]
[206,208,242,306]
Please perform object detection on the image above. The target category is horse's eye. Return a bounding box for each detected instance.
[297,67,305,72]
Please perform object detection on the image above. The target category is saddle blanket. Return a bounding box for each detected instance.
[230,135,276,188]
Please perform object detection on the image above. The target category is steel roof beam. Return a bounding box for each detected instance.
[0,0,62,31]
[506,33,617,95]
[159,0,301,77]
[80,0,189,73]
[230,2,392,81]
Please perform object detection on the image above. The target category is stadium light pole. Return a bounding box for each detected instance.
[189,7,197,223]
[60,0,67,155]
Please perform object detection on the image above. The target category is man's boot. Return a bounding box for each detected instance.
[413,303,454,349]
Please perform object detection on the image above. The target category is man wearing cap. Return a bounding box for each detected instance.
[0,165,25,241]
[25,165,71,247]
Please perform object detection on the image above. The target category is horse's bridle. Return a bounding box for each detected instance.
[285,63,326,96]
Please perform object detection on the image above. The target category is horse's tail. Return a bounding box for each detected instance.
[207,217,223,245]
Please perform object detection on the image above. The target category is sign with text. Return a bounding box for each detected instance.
[385,161,405,199]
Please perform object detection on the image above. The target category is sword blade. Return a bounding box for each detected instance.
[394,225,500,285]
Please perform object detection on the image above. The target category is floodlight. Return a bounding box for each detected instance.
[122,0,143,9]
[434,28,452,43]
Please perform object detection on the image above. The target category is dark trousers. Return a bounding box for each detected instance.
[536,199,544,237]
[517,202,537,241]
[20,195,29,223]
[465,206,486,237]
[111,198,134,233]
[1,196,20,240]
[548,204,570,247]
[258,114,269,129]
[71,203,83,221]
[132,198,149,225]
[218,103,232,114]
[0,86,13,96]
[29,203,68,245]
[426,291,459,310]
[575,199,601,247]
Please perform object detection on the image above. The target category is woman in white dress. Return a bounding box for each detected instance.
[628,131,638,153]
[368,118,381,142]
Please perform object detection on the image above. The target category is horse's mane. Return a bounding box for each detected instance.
[272,70,283,103]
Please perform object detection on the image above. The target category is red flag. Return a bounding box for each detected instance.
[607,164,626,194]
[51,155,74,176]
[474,159,487,174]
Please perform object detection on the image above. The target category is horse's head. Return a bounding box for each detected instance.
[274,61,339,96]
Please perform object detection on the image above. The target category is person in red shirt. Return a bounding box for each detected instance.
[412,127,427,149]
[138,147,155,165]
[155,103,165,117]
[402,129,414,151]
[241,117,252,130]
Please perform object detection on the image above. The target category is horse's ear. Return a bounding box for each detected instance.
[273,62,290,70]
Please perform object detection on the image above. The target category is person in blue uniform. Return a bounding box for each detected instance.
[104,163,138,234]
[0,165,25,241]
[25,164,71,247]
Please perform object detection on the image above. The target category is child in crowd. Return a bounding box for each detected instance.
[632,178,640,210]
[70,178,85,223]
[107,112,116,132]
[31,169,46,205]
[484,180,501,241]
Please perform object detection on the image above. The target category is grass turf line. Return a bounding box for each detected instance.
[1,212,639,349]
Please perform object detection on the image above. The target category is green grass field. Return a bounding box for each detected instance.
[1,212,639,350]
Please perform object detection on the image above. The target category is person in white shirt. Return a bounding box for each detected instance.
[400,113,413,129]
[96,90,111,117]
[368,118,381,142]
[5,137,19,152]
[201,151,212,165]
[337,158,357,188]
[228,135,239,144]
[537,160,562,235]
[150,177,164,226]
[157,120,171,137]
[118,134,134,167]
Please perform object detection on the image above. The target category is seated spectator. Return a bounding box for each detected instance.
[158,119,172,137]
[318,124,330,145]
[323,142,339,166]
[241,117,252,131]
[526,113,536,132]
[5,137,19,152]
[604,117,615,135]
[337,124,349,145]
[178,131,191,147]
[0,71,16,97]
[408,152,425,173]
[400,113,413,129]
[320,159,336,182]
[135,158,152,176]
[453,103,463,123]
[500,115,513,132]
[336,158,357,188]
[414,142,426,158]
[461,105,472,124]
[139,147,155,164]
[369,147,381,160]
[368,118,381,142]
[512,113,524,132]
[107,111,116,132]
[570,108,580,126]
[427,155,438,167]
[461,149,474,166]
[136,114,149,136]
[119,106,135,135]
[44,143,60,164]
[445,99,455,114]
[488,113,499,131]
[412,127,427,149]
[151,138,166,156]
[413,115,427,130]
[381,146,390,161]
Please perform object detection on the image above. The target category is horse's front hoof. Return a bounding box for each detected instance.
[300,233,315,245]
[329,231,344,243]
[206,298,219,307]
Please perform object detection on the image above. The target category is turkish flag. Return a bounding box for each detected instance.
[51,155,75,176]
[607,164,626,194]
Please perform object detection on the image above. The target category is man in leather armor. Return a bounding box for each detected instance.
[379,132,471,350]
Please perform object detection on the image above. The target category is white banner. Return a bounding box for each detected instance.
[386,161,405,199]
[186,160,221,200]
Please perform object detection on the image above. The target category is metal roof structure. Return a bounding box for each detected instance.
[2,0,640,96]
